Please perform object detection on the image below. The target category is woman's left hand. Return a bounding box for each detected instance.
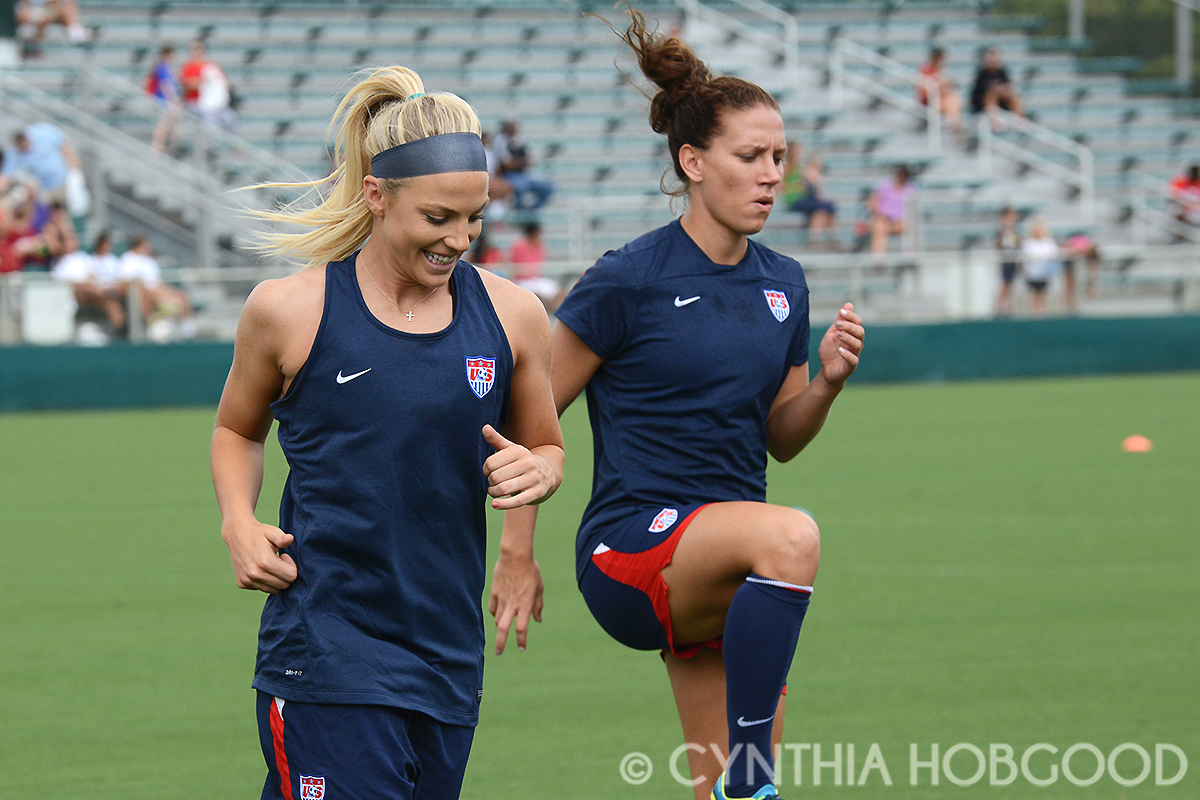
[482,424,559,509]
[488,551,544,655]
[817,302,865,387]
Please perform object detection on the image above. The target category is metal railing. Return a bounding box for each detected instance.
[2,67,312,271]
[676,0,800,79]
[977,108,1096,224]
[830,37,943,153]
[63,65,313,187]
[1169,0,1197,87]
[6,242,1197,347]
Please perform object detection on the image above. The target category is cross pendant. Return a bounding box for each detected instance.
[405,310,416,321]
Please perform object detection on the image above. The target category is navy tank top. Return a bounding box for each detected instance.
[254,253,512,727]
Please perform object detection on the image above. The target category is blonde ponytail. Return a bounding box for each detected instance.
[251,66,482,270]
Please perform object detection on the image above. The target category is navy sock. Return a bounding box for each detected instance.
[722,573,812,798]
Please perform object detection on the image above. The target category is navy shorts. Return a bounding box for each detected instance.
[256,692,475,800]
[579,502,719,658]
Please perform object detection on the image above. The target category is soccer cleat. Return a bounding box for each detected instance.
[711,773,783,800]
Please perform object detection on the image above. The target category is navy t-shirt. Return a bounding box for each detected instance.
[555,220,811,579]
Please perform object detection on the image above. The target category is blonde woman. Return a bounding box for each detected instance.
[1021,218,1058,315]
[210,66,563,800]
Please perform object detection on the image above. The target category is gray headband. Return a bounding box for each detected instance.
[370,132,488,180]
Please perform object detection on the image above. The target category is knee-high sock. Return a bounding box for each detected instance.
[722,573,812,798]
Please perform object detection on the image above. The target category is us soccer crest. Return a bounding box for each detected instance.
[763,290,790,322]
[649,508,679,533]
[300,775,325,800]
[465,356,496,398]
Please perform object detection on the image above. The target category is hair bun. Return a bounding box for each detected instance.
[615,8,710,134]
[604,4,777,192]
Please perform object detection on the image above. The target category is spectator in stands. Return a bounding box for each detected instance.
[800,157,838,245]
[994,205,1021,315]
[0,190,39,274]
[3,123,81,207]
[1021,218,1058,315]
[508,221,563,311]
[118,235,196,340]
[918,48,963,138]
[39,201,77,265]
[147,44,183,154]
[53,230,126,334]
[1061,231,1100,304]
[179,39,209,112]
[480,131,514,219]
[782,142,838,247]
[494,120,554,211]
[3,198,75,273]
[195,50,236,136]
[970,47,1023,128]
[868,165,916,254]
[15,0,91,54]
[1169,164,1200,229]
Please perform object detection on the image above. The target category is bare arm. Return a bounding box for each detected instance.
[488,312,606,653]
[481,276,566,509]
[549,319,605,411]
[482,275,574,654]
[211,281,300,593]
[60,141,81,172]
[765,303,865,462]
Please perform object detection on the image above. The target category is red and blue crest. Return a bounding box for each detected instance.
[465,356,496,398]
[648,508,679,533]
[300,776,325,800]
[763,290,790,323]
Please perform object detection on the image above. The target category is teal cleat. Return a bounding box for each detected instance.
[711,773,783,800]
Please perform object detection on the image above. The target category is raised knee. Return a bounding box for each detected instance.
[765,511,820,582]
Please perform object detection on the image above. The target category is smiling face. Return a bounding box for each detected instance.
[364,170,490,287]
[683,104,786,238]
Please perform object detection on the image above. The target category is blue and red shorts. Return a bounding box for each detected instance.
[578,502,721,658]
[256,692,475,800]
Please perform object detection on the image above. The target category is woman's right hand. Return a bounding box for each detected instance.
[222,518,297,594]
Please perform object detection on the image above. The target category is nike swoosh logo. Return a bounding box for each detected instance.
[336,368,372,384]
[736,715,776,728]
[674,295,700,307]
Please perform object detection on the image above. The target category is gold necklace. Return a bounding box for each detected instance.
[363,263,439,322]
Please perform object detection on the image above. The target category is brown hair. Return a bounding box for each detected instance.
[610,7,778,194]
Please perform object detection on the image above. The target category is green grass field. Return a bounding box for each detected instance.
[1,373,1197,799]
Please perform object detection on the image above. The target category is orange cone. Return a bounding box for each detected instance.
[1122,435,1153,453]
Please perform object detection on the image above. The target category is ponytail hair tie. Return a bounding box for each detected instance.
[407,92,426,101]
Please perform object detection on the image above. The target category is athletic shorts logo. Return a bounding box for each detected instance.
[300,775,325,800]
[465,356,496,398]
[764,290,790,322]
[648,507,679,533]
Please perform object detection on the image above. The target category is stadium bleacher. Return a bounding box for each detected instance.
[5,0,1199,335]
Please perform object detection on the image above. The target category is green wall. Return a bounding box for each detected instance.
[0,341,235,412]
[2,315,1199,411]
[829,314,1200,383]
[0,0,16,39]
